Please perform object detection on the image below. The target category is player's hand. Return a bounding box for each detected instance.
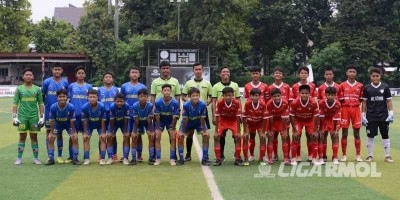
[48,132,56,141]
[386,111,394,123]
[260,132,266,141]
[332,130,338,137]
[83,133,90,142]
[38,114,45,125]
[70,132,78,140]
[312,131,319,139]
[212,118,216,125]
[362,112,368,126]
[12,117,21,126]
[268,131,274,138]
[292,130,300,140]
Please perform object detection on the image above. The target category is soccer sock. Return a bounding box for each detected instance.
[297,143,301,157]
[137,143,143,157]
[234,143,241,160]
[107,147,113,159]
[186,137,193,156]
[72,147,79,160]
[367,137,374,157]
[170,149,176,160]
[123,146,130,159]
[383,139,390,157]
[131,148,137,160]
[84,151,89,159]
[202,147,208,161]
[273,135,278,157]
[156,149,161,160]
[311,141,318,159]
[17,142,25,159]
[113,137,117,155]
[100,150,106,159]
[291,141,298,159]
[48,149,55,160]
[355,138,361,155]
[220,136,225,157]
[259,143,266,161]
[242,140,249,160]
[32,143,39,159]
[57,139,63,157]
[318,143,324,159]
[332,143,339,159]
[307,141,312,157]
[341,137,347,156]
[214,142,221,160]
[149,147,155,160]
[178,147,184,160]
[249,137,255,156]
[282,142,289,160]
[267,143,274,160]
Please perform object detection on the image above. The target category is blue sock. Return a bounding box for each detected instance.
[107,147,113,159]
[57,139,63,157]
[131,148,137,160]
[48,149,54,160]
[123,146,130,159]
[72,147,79,160]
[69,143,73,159]
[84,151,90,159]
[156,149,161,159]
[149,147,155,160]
[178,147,184,160]
[113,137,117,155]
[100,150,106,159]
[137,143,143,156]
[202,147,209,160]
[170,149,176,160]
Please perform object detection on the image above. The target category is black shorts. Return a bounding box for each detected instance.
[366,121,389,139]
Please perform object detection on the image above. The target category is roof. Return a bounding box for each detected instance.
[0,53,90,63]
[54,6,85,29]
[143,40,215,48]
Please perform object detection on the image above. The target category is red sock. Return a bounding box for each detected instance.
[307,140,313,157]
[318,143,324,159]
[235,143,241,160]
[242,140,249,160]
[297,143,301,157]
[259,143,266,161]
[332,143,339,159]
[323,143,327,157]
[291,141,298,158]
[214,142,221,160]
[341,137,347,156]
[311,141,318,159]
[355,138,361,155]
[282,142,289,160]
[267,143,274,160]
[249,138,255,156]
[287,136,291,154]
[273,134,278,157]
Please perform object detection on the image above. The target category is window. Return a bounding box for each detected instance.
[0,68,8,76]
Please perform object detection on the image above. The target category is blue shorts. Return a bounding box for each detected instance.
[104,115,110,132]
[158,122,174,132]
[45,108,51,129]
[75,115,83,133]
[111,123,126,135]
[179,121,204,135]
[54,127,72,135]
[132,120,153,135]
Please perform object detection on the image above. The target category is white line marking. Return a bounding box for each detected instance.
[193,135,224,200]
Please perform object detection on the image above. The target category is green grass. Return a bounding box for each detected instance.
[1,97,400,200]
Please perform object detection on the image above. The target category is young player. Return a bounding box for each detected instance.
[81,90,106,165]
[121,67,147,161]
[267,67,291,161]
[131,89,154,165]
[41,62,69,164]
[289,85,319,166]
[266,88,290,165]
[243,67,268,162]
[98,72,119,161]
[45,89,80,165]
[153,84,180,166]
[108,93,130,165]
[318,87,341,165]
[181,62,212,162]
[362,68,394,163]
[242,88,267,166]
[339,64,363,162]
[213,87,243,166]
[12,68,44,165]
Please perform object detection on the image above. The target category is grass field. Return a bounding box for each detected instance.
[0,97,400,200]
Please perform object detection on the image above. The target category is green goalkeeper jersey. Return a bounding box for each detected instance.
[13,84,44,118]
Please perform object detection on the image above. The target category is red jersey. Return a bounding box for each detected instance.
[267,82,291,102]
[339,80,363,107]
[319,99,341,120]
[243,100,267,125]
[266,99,289,119]
[317,82,341,100]
[289,97,319,122]
[290,81,317,101]
[215,99,241,122]
[244,81,269,102]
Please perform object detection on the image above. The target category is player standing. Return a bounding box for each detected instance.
[12,68,44,165]
[362,68,394,163]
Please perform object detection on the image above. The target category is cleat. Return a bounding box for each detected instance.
[129,159,137,165]
[221,155,225,162]
[33,159,42,165]
[290,158,298,166]
[213,159,222,166]
[153,159,161,166]
[176,159,184,166]
[44,159,55,165]
[14,158,22,165]
[365,156,373,162]
[259,161,267,166]
[99,159,106,165]
[72,159,81,165]
[106,158,114,165]
[323,156,327,162]
[318,158,325,165]
[185,154,192,162]
[122,158,129,165]
[385,156,394,163]
[307,156,313,162]
[113,154,119,162]
[356,155,363,162]
[243,161,250,166]
[332,158,339,165]
[234,159,244,166]
[57,157,65,164]
[64,158,72,164]
[296,156,302,162]
[283,159,291,166]
[148,158,155,165]
[340,155,347,162]
[262,156,269,163]
[170,159,176,166]
[137,155,143,162]
[248,156,255,162]
[312,158,321,166]
[273,156,278,162]
[201,159,211,166]
[83,159,90,165]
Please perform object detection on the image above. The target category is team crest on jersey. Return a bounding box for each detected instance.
[380,89,384,94]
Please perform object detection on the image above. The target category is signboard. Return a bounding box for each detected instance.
[146,66,210,89]
[159,49,198,65]
[0,85,17,97]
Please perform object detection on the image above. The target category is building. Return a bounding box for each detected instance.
[54,4,85,29]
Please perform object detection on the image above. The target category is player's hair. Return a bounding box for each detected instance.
[346,64,357,71]
[297,66,309,74]
[270,88,281,96]
[88,89,98,96]
[23,68,33,75]
[273,66,284,75]
[250,88,261,96]
[193,62,203,69]
[369,67,382,75]
[115,92,125,100]
[222,87,234,95]
[299,84,311,92]
[325,87,337,95]
[250,66,261,73]
[159,61,170,69]
[138,88,148,96]
[56,88,68,96]
[188,87,200,96]
[161,83,172,90]
[219,66,229,73]
[52,62,62,69]
[103,71,114,78]
[130,66,140,72]
[75,66,85,74]
[324,67,333,73]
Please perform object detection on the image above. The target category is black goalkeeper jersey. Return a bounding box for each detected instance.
[362,82,391,121]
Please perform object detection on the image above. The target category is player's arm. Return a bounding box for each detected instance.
[312,102,319,136]
[211,97,217,122]
[110,111,115,134]
[236,102,242,133]
[150,82,156,104]
[214,104,220,133]
[153,103,161,130]
[124,109,129,134]
[181,83,189,102]
[242,104,248,134]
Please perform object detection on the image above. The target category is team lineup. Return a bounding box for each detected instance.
[11,61,395,167]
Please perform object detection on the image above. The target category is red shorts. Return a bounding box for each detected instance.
[294,120,314,135]
[341,106,361,129]
[246,121,264,133]
[271,117,288,132]
[218,120,238,136]
[322,118,341,132]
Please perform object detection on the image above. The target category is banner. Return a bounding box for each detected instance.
[0,85,17,97]
[146,66,210,89]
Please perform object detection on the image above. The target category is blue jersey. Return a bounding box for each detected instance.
[82,102,106,130]
[132,101,153,121]
[120,82,147,106]
[154,97,179,124]
[182,100,207,124]
[110,102,130,125]
[68,82,93,116]
[42,77,69,109]
[98,86,119,112]
[49,102,75,129]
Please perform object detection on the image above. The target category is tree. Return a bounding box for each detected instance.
[271,47,296,75]
[0,0,32,52]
